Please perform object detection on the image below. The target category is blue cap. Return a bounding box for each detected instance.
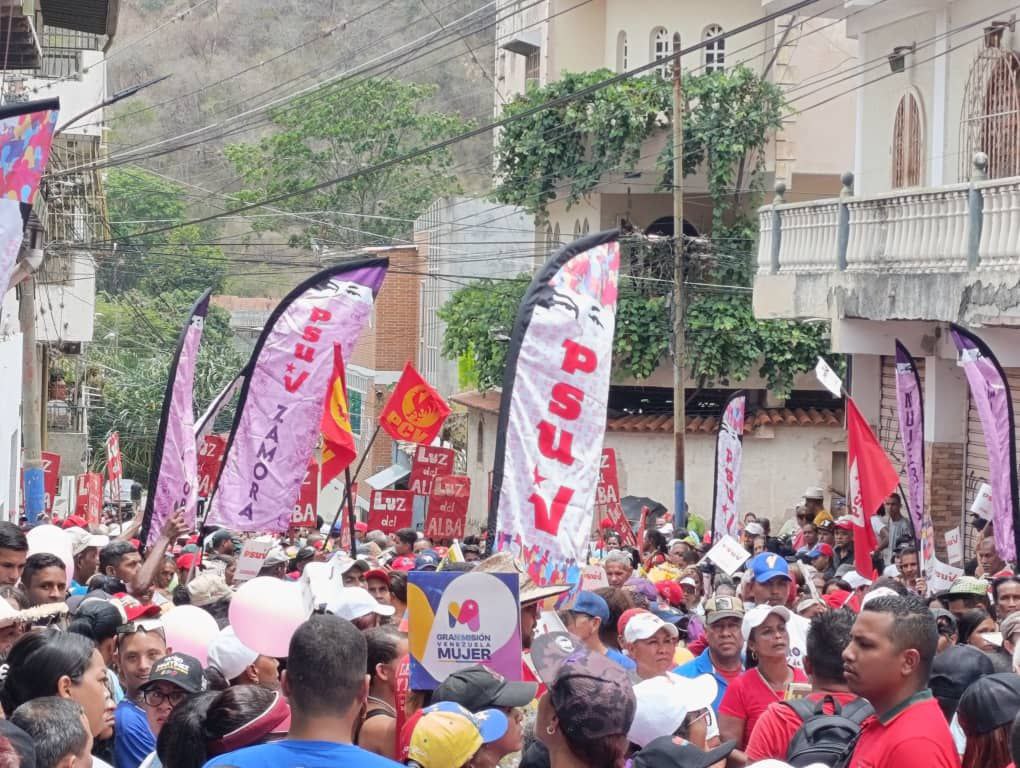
[415,550,441,570]
[749,552,791,583]
[422,701,509,743]
[572,591,610,622]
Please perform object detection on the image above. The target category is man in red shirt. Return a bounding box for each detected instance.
[746,609,865,762]
[843,594,961,768]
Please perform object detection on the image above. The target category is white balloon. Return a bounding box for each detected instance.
[162,605,221,666]
[229,577,312,658]
[27,525,74,582]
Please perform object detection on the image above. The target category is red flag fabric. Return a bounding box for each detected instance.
[847,397,900,579]
[320,344,357,485]
[379,363,451,445]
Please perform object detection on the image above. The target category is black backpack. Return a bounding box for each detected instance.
[781,694,874,768]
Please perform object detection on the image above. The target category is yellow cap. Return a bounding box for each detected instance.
[408,711,482,768]
[813,510,833,526]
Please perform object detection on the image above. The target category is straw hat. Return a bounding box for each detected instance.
[473,552,571,604]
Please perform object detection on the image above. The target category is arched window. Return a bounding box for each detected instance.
[573,219,581,238]
[960,47,1020,179]
[892,91,923,187]
[704,25,725,73]
[582,217,590,234]
[651,27,671,78]
[553,222,560,244]
[545,224,553,249]
[616,30,628,72]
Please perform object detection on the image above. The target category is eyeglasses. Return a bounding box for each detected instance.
[116,619,165,637]
[142,688,187,708]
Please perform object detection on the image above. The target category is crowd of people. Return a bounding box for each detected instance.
[0,486,1015,768]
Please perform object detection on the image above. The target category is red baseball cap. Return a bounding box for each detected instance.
[599,518,614,530]
[655,581,683,607]
[391,555,416,572]
[617,608,648,637]
[62,516,88,530]
[364,568,391,585]
[355,522,368,533]
[835,517,854,531]
[176,553,200,571]
[114,593,161,622]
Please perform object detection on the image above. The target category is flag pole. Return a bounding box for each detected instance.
[327,424,381,544]
[344,466,358,558]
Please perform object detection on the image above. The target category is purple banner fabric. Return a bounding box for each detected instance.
[142,290,211,546]
[894,341,932,574]
[951,325,1020,562]
[488,230,620,587]
[712,392,746,543]
[210,261,387,532]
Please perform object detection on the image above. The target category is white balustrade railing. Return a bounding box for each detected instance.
[756,173,1020,275]
[775,201,840,273]
[975,177,1020,270]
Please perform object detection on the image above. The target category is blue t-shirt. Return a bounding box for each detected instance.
[203,740,402,768]
[114,699,154,768]
[605,647,636,671]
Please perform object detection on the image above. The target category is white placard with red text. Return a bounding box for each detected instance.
[234,538,274,582]
[704,534,751,576]
[945,527,963,566]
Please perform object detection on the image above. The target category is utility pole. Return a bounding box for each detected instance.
[19,217,44,523]
[671,33,686,531]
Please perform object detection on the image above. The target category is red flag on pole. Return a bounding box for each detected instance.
[846,397,900,579]
[378,363,451,445]
[320,344,357,485]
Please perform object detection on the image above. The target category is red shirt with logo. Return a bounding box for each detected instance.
[719,666,808,749]
[745,690,859,762]
[848,690,960,768]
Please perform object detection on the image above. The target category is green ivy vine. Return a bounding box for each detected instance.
[445,66,836,397]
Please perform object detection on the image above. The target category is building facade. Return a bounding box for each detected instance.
[494,0,858,242]
[754,0,1020,557]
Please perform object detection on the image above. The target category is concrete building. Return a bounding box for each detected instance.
[414,197,536,398]
[0,4,119,517]
[453,389,845,533]
[753,1,1020,557]
[494,0,858,241]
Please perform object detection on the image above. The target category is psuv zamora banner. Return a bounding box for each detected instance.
[488,230,620,587]
[209,260,388,532]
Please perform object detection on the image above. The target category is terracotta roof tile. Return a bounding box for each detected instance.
[451,391,844,434]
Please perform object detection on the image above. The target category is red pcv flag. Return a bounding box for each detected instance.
[320,344,357,485]
[847,397,901,579]
[379,363,451,445]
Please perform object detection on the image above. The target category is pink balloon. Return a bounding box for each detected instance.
[229,577,311,658]
[162,605,220,666]
[26,525,74,582]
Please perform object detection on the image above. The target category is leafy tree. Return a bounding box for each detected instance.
[103,167,228,295]
[87,291,246,479]
[224,77,473,248]
[448,67,835,397]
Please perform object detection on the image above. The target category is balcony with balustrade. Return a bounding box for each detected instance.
[753,153,1020,329]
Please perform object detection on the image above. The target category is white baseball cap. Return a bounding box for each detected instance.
[66,527,109,557]
[333,587,396,621]
[623,611,679,644]
[860,587,900,607]
[207,626,259,682]
[745,522,765,536]
[629,673,718,747]
[843,571,873,590]
[742,604,792,643]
